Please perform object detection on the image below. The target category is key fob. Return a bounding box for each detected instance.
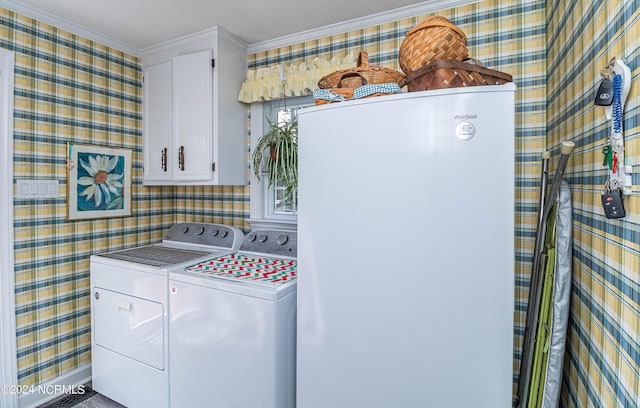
[595,78,614,106]
[601,189,626,218]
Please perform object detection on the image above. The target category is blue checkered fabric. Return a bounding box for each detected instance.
[313,89,346,102]
[352,83,402,99]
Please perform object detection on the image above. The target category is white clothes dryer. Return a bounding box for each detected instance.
[169,230,297,408]
[90,223,243,408]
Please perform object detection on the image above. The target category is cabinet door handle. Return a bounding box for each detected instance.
[161,147,167,172]
[178,145,185,171]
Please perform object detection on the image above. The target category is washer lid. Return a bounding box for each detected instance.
[185,253,297,285]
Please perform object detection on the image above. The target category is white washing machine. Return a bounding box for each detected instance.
[90,223,243,408]
[169,229,297,408]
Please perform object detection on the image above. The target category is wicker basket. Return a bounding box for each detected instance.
[318,51,405,89]
[398,16,468,74]
[401,59,512,92]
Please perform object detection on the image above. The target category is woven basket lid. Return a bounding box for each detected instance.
[399,16,469,74]
[405,16,467,42]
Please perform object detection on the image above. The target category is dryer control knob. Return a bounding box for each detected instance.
[219,230,228,238]
[212,229,219,236]
[196,226,205,235]
[248,234,257,242]
[258,234,268,243]
[182,226,189,234]
[276,234,289,245]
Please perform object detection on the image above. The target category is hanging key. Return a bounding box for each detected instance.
[595,66,614,106]
[610,178,621,192]
[601,186,626,219]
[602,145,613,169]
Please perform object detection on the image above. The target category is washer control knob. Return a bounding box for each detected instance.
[212,229,219,236]
[196,226,205,235]
[276,234,289,245]
[219,230,228,238]
[182,226,189,234]
[258,234,268,243]
[248,234,257,242]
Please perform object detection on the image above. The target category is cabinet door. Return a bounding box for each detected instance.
[172,50,213,181]
[143,61,173,182]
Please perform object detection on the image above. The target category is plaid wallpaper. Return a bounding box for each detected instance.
[2,7,161,386]
[547,1,640,407]
[2,0,638,405]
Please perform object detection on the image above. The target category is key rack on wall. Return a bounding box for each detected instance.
[596,57,632,219]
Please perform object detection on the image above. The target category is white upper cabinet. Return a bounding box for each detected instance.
[142,60,172,182]
[142,27,248,185]
[172,50,213,182]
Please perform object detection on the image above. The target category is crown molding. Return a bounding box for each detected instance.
[142,25,246,56]
[0,0,141,56]
[247,0,477,54]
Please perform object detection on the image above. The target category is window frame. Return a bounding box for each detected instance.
[248,96,313,231]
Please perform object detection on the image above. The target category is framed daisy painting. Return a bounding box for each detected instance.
[67,143,132,220]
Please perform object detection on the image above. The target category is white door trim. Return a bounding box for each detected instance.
[0,47,18,408]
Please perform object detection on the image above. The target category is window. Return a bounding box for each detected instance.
[249,96,313,230]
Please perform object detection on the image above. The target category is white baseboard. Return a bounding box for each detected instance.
[18,364,91,408]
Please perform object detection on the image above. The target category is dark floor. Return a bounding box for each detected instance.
[37,385,125,408]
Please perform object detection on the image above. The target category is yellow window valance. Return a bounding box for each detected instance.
[238,53,357,103]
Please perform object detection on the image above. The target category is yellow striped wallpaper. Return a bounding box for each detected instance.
[3,8,168,386]
[2,7,249,387]
[3,0,638,405]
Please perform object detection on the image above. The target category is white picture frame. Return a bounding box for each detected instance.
[67,143,132,220]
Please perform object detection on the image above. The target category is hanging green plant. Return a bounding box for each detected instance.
[252,117,298,192]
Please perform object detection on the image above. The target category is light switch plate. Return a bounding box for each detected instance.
[16,180,60,199]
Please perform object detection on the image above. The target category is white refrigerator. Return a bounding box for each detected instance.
[297,83,516,408]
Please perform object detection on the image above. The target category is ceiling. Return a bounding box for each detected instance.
[6,0,469,52]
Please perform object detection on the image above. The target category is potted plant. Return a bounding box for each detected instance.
[252,117,298,193]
